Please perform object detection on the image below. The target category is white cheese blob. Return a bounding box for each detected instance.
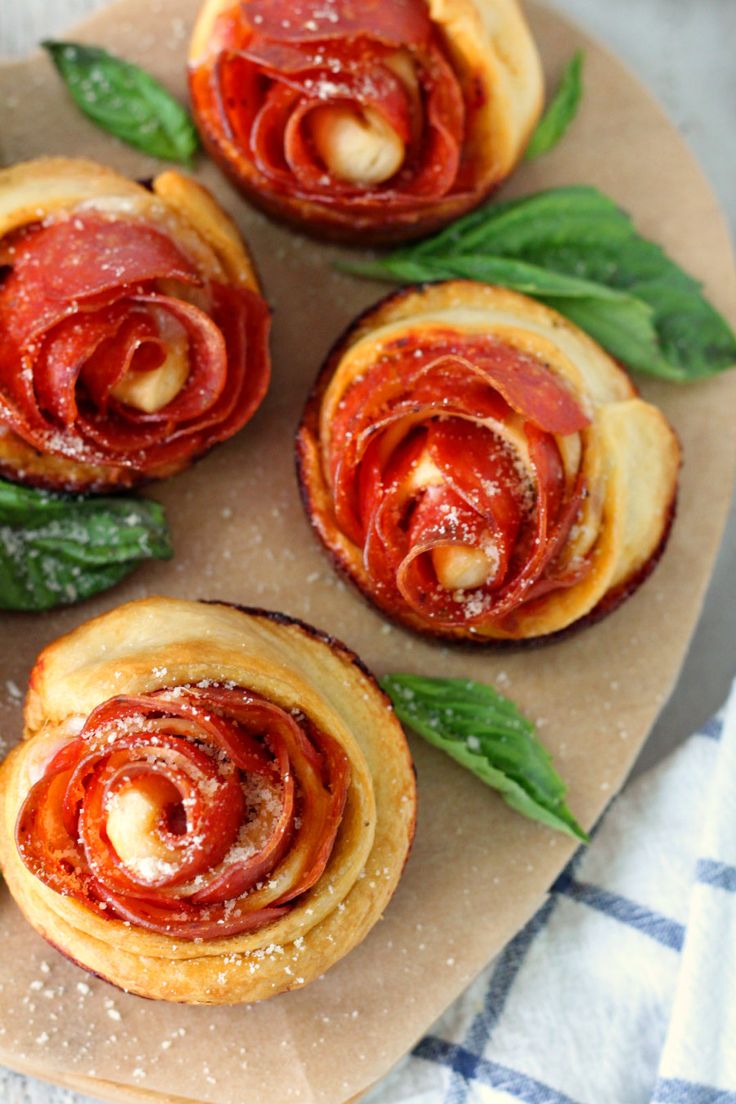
[110,308,190,413]
[308,105,406,186]
[105,776,180,882]
[405,451,497,589]
[432,544,495,590]
[406,451,445,491]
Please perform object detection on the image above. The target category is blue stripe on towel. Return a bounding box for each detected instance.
[437,846,590,1104]
[552,872,685,951]
[467,896,559,1044]
[695,859,736,893]
[415,1037,581,1104]
[698,715,724,741]
[436,896,561,1104]
[652,1076,736,1102]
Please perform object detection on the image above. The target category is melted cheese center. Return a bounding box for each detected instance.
[407,450,496,590]
[105,776,180,882]
[110,308,190,413]
[309,105,405,186]
[432,544,495,590]
[308,51,419,186]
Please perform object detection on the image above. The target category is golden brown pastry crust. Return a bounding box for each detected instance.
[0,597,416,1003]
[188,0,544,243]
[0,158,268,492]
[297,281,681,643]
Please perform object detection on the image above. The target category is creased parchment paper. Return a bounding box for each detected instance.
[0,2,734,1102]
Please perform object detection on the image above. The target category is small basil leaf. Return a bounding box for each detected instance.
[0,481,173,612]
[42,40,198,165]
[525,50,584,160]
[381,674,588,842]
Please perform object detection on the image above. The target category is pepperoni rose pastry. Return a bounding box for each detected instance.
[188,0,543,243]
[0,158,271,492]
[0,597,415,1003]
[297,281,681,643]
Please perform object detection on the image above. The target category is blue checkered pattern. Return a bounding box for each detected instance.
[366,680,736,1104]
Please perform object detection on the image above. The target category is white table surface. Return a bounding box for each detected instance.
[1,2,735,1101]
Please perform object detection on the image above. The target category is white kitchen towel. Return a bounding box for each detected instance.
[365,679,736,1104]
[3,684,736,1104]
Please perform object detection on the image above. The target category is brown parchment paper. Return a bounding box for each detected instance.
[0,2,735,1102]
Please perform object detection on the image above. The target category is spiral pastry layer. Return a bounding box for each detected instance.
[188,0,543,242]
[0,598,415,1003]
[297,281,681,642]
[0,159,271,491]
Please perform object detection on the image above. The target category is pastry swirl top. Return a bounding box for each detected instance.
[0,598,415,1003]
[188,0,543,242]
[297,281,681,641]
[0,158,270,491]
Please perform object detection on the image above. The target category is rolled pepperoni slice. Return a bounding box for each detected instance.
[15,687,349,940]
[297,280,681,643]
[0,158,271,492]
[0,597,415,1003]
[188,0,544,243]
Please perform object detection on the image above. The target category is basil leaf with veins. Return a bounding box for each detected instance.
[0,480,172,612]
[381,674,588,842]
[43,40,198,164]
[338,185,736,382]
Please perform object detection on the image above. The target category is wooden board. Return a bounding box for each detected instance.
[0,1,734,1102]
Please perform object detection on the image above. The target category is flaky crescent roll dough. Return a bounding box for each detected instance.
[297,281,681,642]
[0,598,416,1003]
[0,158,270,492]
[188,0,543,242]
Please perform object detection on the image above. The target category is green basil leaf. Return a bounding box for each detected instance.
[626,281,736,381]
[440,189,632,258]
[42,41,198,164]
[540,294,674,378]
[0,481,173,611]
[337,185,736,381]
[408,185,627,259]
[334,255,446,284]
[380,674,587,842]
[401,254,640,301]
[517,235,700,294]
[525,50,584,160]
